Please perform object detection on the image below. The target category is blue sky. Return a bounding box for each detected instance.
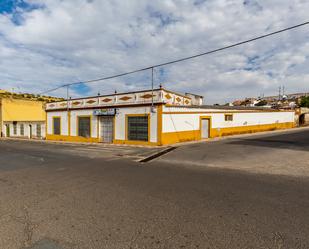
[0,0,308,103]
[0,0,42,24]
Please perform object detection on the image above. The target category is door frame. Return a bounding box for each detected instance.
[6,124,10,137]
[29,124,32,139]
[199,116,212,139]
[99,116,115,143]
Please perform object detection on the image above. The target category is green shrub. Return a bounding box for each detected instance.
[300,96,309,108]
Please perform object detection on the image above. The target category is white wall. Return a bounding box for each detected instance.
[211,112,295,128]
[47,111,69,135]
[47,106,158,142]
[163,114,200,133]
[2,121,45,138]
[70,110,98,138]
[162,107,295,133]
[114,106,158,143]
[47,110,98,138]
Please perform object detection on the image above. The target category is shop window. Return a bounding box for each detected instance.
[78,116,91,138]
[20,124,24,136]
[127,116,149,141]
[53,117,61,135]
[37,124,42,137]
[225,114,233,121]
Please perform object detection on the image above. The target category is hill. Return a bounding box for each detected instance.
[0,90,64,103]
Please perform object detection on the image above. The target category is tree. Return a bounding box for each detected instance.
[300,96,309,108]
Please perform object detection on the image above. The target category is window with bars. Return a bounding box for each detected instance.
[127,116,149,141]
[78,117,91,138]
[37,124,42,137]
[53,117,61,135]
[20,124,24,136]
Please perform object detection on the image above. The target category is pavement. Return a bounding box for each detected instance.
[0,128,308,249]
[157,126,309,177]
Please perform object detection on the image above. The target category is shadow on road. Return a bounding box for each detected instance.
[227,130,309,152]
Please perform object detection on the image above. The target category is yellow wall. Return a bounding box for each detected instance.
[46,134,100,143]
[1,98,45,122]
[161,122,295,145]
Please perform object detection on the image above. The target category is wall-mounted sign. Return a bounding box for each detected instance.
[93,108,118,116]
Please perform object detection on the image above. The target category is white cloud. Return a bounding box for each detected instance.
[0,0,308,103]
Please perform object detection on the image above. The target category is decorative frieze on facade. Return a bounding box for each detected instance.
[46,89,193,110]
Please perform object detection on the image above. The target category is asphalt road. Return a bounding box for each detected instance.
[0,128,308,249]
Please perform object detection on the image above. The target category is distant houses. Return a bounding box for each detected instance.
[231,92,309,109]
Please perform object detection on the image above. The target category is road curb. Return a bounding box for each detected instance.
[139,146,177,163]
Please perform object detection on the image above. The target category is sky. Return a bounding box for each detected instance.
[0,0,308,104]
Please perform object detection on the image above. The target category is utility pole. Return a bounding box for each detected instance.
[66,85,70,112]
[66,85,71,136]
[151,67,155,113]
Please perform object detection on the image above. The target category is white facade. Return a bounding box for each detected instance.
[2,121,45,139]
[46,106,159,143]
[162,106,295,134]
[46,88,193,111]
[45,88,296,146]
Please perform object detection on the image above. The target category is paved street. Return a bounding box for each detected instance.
[0,128,309,249]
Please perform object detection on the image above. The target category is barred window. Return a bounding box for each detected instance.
[53,117,61,135]
[37,124,42,137]
[127,116,148,141]
[78,117,91,138]
[20,124,24,136]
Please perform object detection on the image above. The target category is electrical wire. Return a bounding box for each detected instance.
[39,21,309,95]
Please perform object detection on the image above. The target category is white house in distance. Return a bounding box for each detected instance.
[45,87,295,146]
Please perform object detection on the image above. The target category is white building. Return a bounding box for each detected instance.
[45,88,295,146]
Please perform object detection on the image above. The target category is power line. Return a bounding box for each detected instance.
[39,20,309,95]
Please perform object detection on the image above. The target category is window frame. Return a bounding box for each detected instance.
[52,117,61,135]
[20,124,24,136]
[126,114,150,142]
[224,114,233,122]
[13,123,17,135]
[77,115,92,138]
[37,124,42,137]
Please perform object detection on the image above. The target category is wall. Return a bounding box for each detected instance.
[161,106,295,145]
[2,121,45,138]
[1,98,45,121]
[70,110,98,138]
[113,106,158,145]
[46,106,158,145]
[46,110,99,142]
[47,111,69,136]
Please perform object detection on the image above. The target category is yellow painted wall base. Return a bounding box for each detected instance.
[161,130,201,145]
[46,134,100,143]
[212,122,295,137]
[161,122,295,145]
[113,139,158,146]
[46,122,295,146]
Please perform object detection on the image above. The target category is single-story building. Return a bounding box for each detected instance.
[0,97,46,139]
[45,88,295,146]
